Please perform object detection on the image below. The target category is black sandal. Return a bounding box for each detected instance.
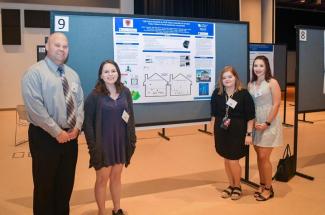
[112,209,125,215]
[231,187,242,200]
[221,186,234,198]
[254,183,265,197]
[256,186,274,201]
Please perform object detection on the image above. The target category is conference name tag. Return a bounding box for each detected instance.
[226,98,237,109]
[254,90,262,98]
[71,82,78,93]
[122,110,130,123]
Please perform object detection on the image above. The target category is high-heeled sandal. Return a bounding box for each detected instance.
[230,187,242,200]
[254,183,265,197]
[255,186,274,201]
[221,186,234,198]
[112,209,125,215]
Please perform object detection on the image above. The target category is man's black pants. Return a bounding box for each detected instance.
[28,124,78,215]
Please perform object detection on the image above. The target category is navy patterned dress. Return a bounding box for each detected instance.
[101,92,128,166]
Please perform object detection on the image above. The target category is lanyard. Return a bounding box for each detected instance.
[224,91,235,118]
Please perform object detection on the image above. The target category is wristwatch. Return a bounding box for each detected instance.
[265,121,271,126]
[246,132,252,136]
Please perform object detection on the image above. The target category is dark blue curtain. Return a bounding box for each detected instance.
[134,0,239,20]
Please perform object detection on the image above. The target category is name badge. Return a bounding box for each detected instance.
[122,110,130,123]
[226,98,237,109]
[254,90,262,98]
[71,82,78,93]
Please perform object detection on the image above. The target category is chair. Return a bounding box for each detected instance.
[15,105,29,146]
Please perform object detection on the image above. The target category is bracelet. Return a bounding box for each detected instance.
[265,121,271,126]
[246,132,252,136]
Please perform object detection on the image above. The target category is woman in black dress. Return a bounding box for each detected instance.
[211,66,255,200]
[84,60,136,215]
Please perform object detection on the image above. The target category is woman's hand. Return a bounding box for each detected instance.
[255,123,268,131]
[245,135,253,145]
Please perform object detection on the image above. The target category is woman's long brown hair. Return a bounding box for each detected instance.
[94,59,124,95]
[251,55,273,82]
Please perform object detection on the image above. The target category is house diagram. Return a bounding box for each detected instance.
[143,73,169,97]
[170,74,192,96]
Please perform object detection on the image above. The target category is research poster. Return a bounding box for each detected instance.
[113,17,216,103]
[249,44,274,81]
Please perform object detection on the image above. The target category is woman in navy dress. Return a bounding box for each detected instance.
[211,66,255,200]
[84,60,136,215]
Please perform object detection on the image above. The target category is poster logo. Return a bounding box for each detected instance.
[123,19,133,28]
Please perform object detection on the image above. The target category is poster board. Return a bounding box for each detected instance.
[51,12,249,126]
[296,26,325,113]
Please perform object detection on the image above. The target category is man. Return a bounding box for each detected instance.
[21,32,84,215]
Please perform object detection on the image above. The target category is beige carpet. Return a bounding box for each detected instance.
[1,95,325,214]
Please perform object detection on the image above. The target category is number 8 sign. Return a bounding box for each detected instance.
[55,16,69,32]
[299,29,307,41]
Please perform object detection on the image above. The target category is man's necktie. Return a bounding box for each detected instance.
[58,66,76,128]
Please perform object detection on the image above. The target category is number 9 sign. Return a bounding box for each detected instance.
[55,16,69,32]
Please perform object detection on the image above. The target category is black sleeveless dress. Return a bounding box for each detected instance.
[210,89,255,160]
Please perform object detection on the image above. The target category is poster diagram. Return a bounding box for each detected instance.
[249,44,274,81]
[170,74,192,96]
[143,73,168,97]
[113,17,216,103]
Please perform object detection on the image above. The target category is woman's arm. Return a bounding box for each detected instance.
[126,88,136,144]
[256,78,281,131]
[244,90,255,144]
[210,89,218,130]
[245,119,254,145]
[267,78,281,121]
[83,93,97,151]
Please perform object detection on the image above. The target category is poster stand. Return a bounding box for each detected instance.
[298,113,314,124]
[293,26,316,181]
[282,49,293,127]
[293,109,314,180]
[198,124,212,135]
[282,87,293,127]
[241,151,259,188]
[158,128,170,141]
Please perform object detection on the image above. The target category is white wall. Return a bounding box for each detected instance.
[0,2,133,109]
[240,0,274,43]
[240,0,262,43]
[0,25,49,109]
[120,0,134,14]
[261,0,274,43]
